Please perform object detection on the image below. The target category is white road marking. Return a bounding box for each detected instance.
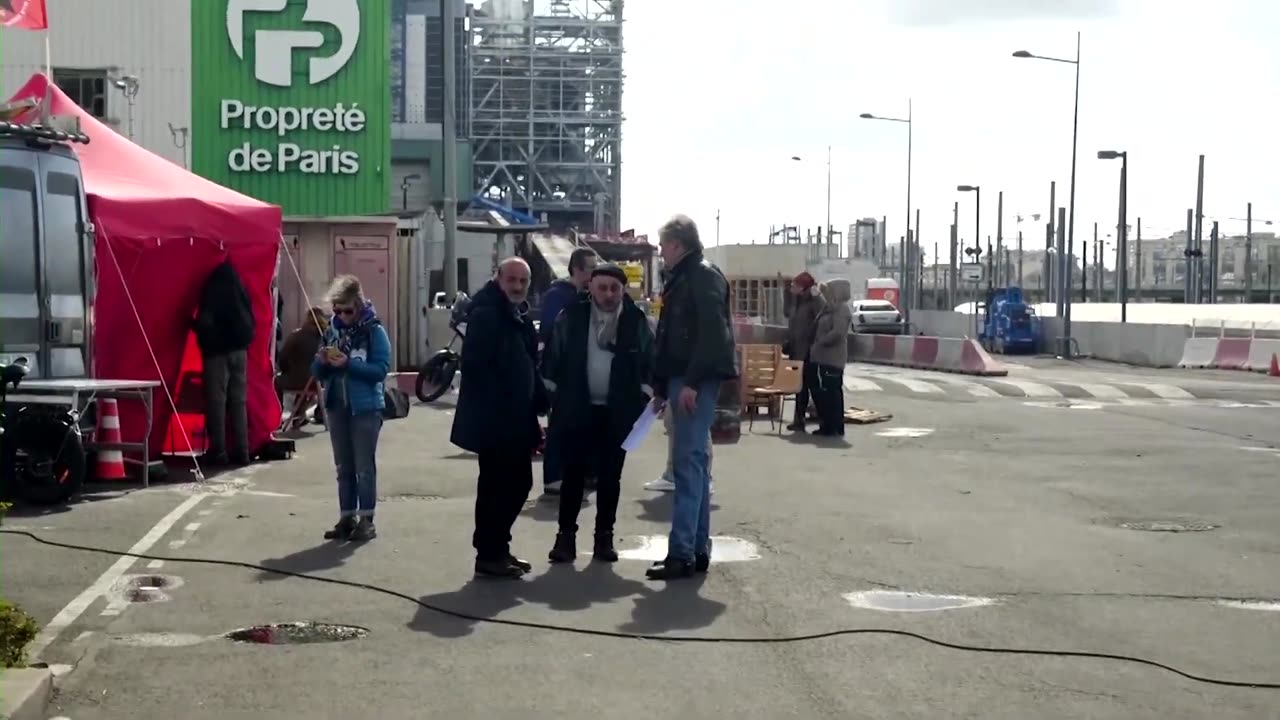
[183,522,201,533]
[146,559,165,569]
[991,378,1062,398]
[924,375,1002,398]
[28,493,206,659]
[1128,383,1195,400]
[842,375,883,392]
[876,427,935,438]
[1073,383,1129,399]
[615,535,761,562]
[168,539,187,549]
[883,377,946,394]
[241,489,296,498]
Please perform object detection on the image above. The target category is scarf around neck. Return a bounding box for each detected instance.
[590,301,622,349]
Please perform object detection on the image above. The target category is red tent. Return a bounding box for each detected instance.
[8,74,283,458]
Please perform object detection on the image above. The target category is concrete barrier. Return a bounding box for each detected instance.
[1177,337,1219,368]
[852,333,1007,376]
[1212,338,1252,370]
[1246,339,1280,372]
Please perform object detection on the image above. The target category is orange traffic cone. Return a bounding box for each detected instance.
[95,398,128,481]
[1270,353,1280,378]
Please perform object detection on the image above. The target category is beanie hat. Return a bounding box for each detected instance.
[591,264,630,286]
[793,271,816,289]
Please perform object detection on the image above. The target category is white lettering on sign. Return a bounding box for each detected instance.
[220,99,364,175]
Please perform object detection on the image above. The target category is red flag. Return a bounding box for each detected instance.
[0,0,48,30]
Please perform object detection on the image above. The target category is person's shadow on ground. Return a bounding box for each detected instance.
[620,575,727,635]
[256,540,361,582]
[407,562,726,638]
[633,493,720,523]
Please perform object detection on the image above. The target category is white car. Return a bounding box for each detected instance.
[850,299,904,334]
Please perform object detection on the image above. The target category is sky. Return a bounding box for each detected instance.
[620,0,1280,265]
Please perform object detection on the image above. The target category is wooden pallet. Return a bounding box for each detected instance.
[844,406,892,424]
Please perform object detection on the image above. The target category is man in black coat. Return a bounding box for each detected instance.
[541,265,654,564]
[450,257,548,579]
[193,259,255,466]
[648,215,738,581]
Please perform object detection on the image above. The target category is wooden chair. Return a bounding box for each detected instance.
[747,358,805,433]
[739,344,781,421]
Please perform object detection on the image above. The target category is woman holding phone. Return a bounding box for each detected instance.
[311,275,392,541]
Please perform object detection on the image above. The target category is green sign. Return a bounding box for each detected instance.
[191,0,390,216]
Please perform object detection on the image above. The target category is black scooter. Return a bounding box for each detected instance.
[0,358,86,506]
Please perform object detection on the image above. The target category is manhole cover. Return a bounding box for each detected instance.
[1119,520,1217,532]
[378,493,444,502]
[225,622,369,645]
[843,590,995,612]
[114,574,181,604]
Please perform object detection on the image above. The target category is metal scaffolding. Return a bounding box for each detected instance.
[470,0,623,234]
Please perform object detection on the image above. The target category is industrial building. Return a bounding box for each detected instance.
[468,0,624,234]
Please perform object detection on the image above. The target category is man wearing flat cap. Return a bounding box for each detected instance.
[541,264,655,563]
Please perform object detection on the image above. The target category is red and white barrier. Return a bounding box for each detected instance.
[853,334,1008,376]
[1178,337,1280,373]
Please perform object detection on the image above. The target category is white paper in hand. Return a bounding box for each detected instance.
[621,404,660,452]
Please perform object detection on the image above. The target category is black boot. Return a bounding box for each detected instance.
[645,557,695,581]
[695,552,710,573]
[475,558,525,579]
[548,532,576,563]
[592,533,618,562]
[508,555,533,573]
[348,517,377,541]
[323,517,356,541]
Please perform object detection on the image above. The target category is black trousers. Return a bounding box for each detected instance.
[814,364,845,435]
[795,357,818,424]
[558,405,626,536]
[473,450,534,562]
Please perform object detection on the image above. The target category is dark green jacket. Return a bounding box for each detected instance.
[542,294,654,445]
[653,251,738,397]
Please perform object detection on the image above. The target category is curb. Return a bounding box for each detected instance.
[0,667,53,720]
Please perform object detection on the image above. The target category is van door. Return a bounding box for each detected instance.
[0,147,45,376]
[39,152,91,377]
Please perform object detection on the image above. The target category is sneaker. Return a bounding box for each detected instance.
[643,477,675,492]
[645,557,695,581]
[348,518,376,541]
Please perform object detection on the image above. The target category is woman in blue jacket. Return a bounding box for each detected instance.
[311,275,392,542]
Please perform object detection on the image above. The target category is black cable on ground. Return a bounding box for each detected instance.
[4,529,1277,690]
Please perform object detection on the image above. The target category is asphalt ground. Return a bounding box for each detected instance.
[4,386,1280,719]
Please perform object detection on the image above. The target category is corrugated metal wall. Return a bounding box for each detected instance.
[0,0,192,168]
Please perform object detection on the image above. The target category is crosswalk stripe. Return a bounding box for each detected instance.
[885,377,947,394]
[843,375,883,392]
[923,375,1002,398]
[1072,383,1130,399]
[990,378,1063,398]
[1127,383,1196,399]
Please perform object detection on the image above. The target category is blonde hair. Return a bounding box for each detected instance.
[325,274,364,306]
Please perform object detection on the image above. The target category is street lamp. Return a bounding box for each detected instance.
[1098,150,1128,322]
[790,149,833,259]
[957,184,981,267]
[401,173,422,209]
[860,101,913,322]
[109,74,140,140]
[1014,32,1081,357]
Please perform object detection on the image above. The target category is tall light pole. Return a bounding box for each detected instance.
[791,150,833,260]
[957,184,981,270]
[860,100,913,322]
[1098,150,1127,321]
[1015,32,1081,357]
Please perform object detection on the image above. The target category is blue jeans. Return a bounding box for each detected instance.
[667,377,719,562]
[328,410,383,518]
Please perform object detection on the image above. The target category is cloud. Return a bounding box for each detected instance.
[890,0,1120,26]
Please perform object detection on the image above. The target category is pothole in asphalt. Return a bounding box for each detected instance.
[615,535,761,562]
[378,493,445,502]
[109,574,182,604]
[843,590,996,612]
[1119,520,1218,532]
[1216,600,1280,612]
[224,622,369,645]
